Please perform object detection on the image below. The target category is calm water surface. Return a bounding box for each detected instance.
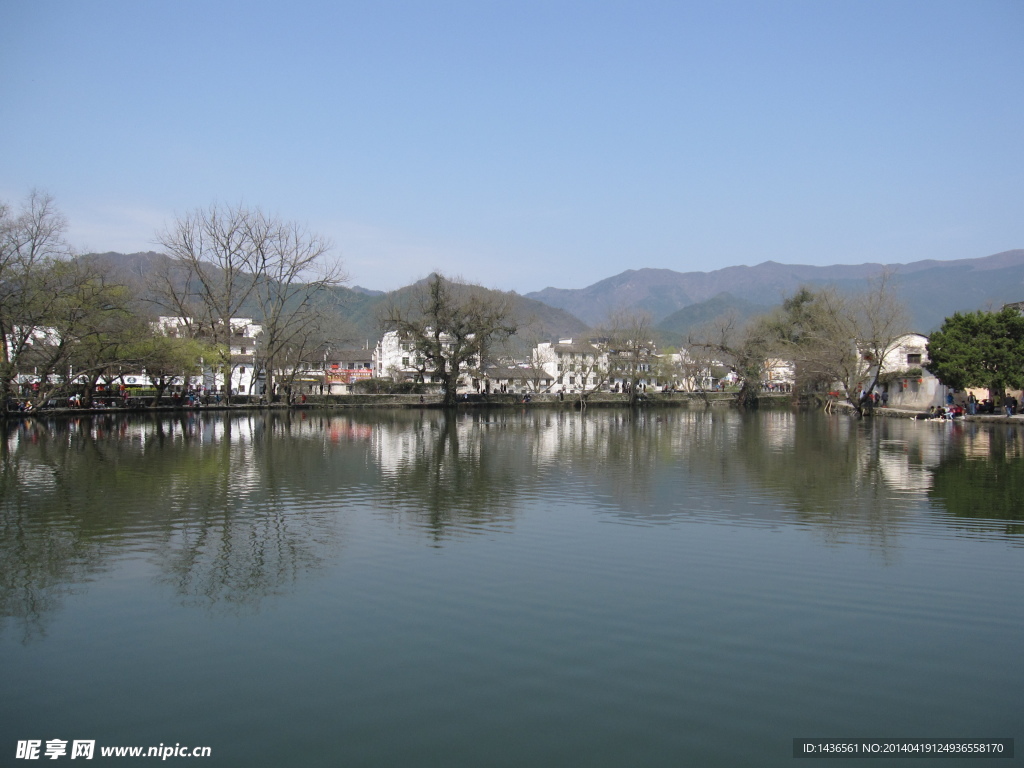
[1,408,1021,767]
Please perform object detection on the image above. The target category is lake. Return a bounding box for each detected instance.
[1,408,1021,766]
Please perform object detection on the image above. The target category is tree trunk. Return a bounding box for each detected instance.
[737,380,760,409]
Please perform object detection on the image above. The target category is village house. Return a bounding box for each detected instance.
[155,317,262,395]
[322,349,374,394]
[479,364,555,394]
[533,338,609,393]
[373,330,479,392]
[873,332,946,409]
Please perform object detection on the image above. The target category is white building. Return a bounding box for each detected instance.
[656,349,720,392]
[875,333,945,409]
[533,339,609,393]
[480,364,555,394]
[157,317,263,395]
[373,330,479,392]
[763,358,795,388]
[322,349,374,394]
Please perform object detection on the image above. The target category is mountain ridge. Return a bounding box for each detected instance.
[83,248,1024,343]
[525,250,1024,331]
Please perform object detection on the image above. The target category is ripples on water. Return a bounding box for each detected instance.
[1,409,1021,767]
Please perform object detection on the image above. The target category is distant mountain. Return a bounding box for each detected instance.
[526,250,1024,332]
[655,293,771,346]
[86,249,1024,348]
[338,275,589,356]
[82,253,591,354]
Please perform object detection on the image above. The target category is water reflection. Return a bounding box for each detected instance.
[375,411,524,541]
[929,423,1024,535]
[2,409,1021,639]
[0,412,346,639]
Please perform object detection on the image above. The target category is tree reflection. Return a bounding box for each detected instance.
[550,409,960,553]
[374,411,525,541]
[0,412,343,639]
[929,425,1024,536]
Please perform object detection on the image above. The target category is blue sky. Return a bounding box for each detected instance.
[1,1,1021,293]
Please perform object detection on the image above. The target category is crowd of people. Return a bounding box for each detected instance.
[927,391,1020,419]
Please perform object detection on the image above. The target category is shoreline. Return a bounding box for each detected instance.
[838,401,1024,425]
[5,390,763,417]
[11,393,1023,425]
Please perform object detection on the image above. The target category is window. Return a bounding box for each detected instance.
[402,357,410,367]
[906,353,922,365]
[241,347,247,355]
[240,367,246,374]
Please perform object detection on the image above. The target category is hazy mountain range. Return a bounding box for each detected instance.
[526,250,1024,336]
[86,249,1024,350]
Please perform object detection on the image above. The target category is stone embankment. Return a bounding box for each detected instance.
[8,390,772,416]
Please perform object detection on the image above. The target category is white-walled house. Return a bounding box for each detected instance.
[157,317,262,395]
[656,350,720,392]
[533,339,609,393]
[480,364,555,394]
[374,331,419,381]
[373,330,479,392]
[876,333,947,409]
[763,358,795,387]
[323,349,374,394]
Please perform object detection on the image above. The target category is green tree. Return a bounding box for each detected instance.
[129,331,212,406]
[925,307,1024,399]
[56,269,140,407]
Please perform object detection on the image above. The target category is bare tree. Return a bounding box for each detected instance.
[687,311,771,408]
[381,274,517,407]
[771,277,909,415]
[514,317,558,394]
[154,203,346,398]
[247,219,347,398]
[655,346,716,403]
[0,192,76,407]
[604,311,656,406]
